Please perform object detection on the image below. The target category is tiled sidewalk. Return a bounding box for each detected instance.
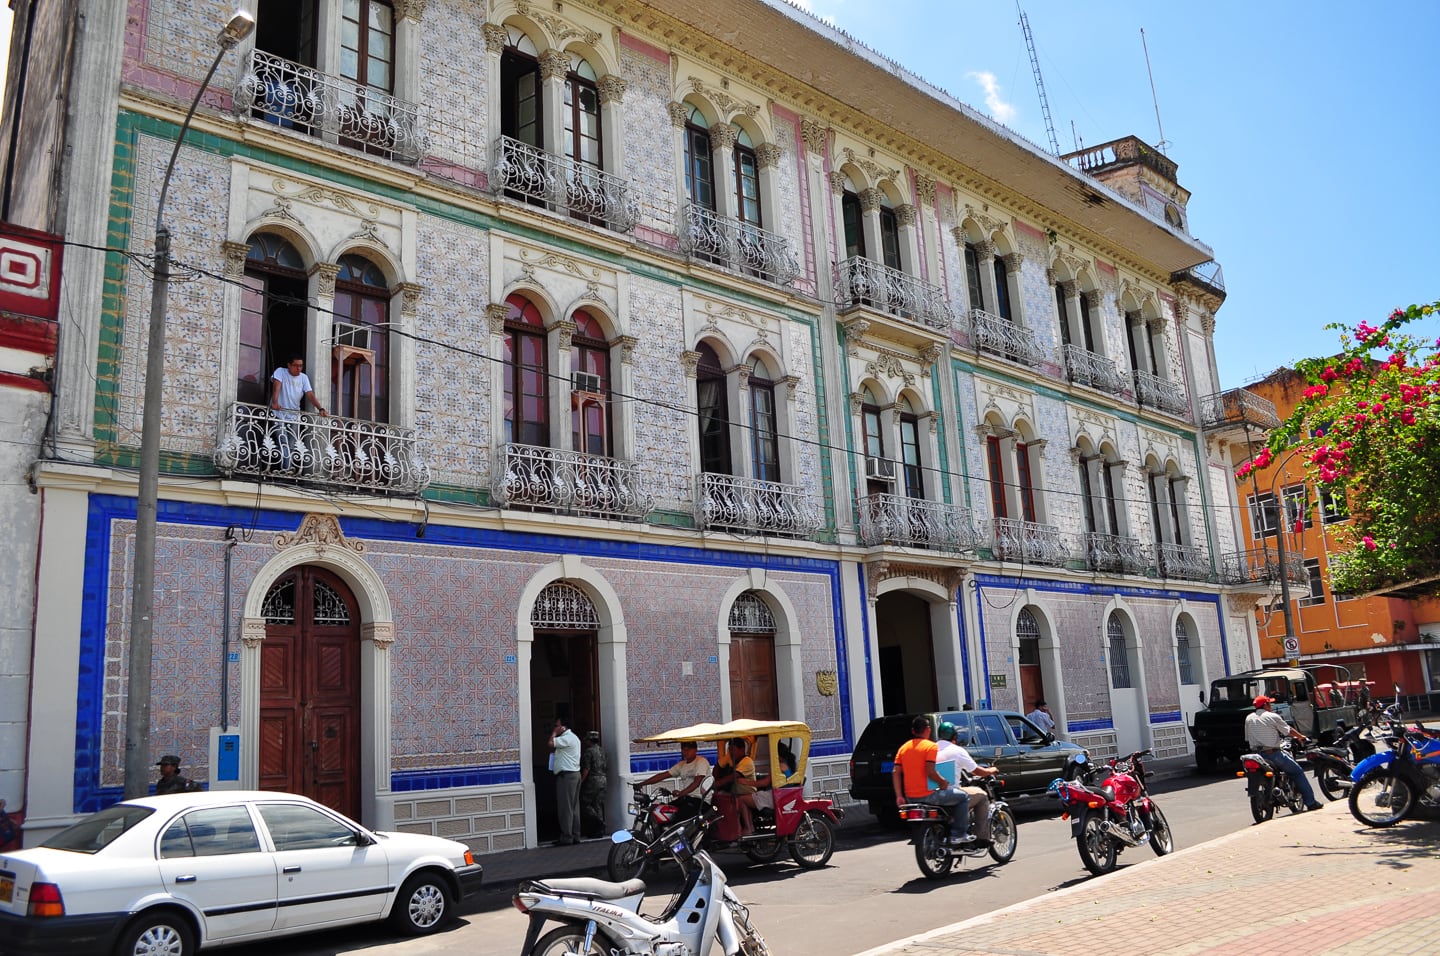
[854,803,1440,956]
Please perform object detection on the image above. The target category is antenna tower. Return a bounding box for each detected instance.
[1017,4,1060,155]
[1140,27,1169,154]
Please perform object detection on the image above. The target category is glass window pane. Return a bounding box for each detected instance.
[258,803,357,851]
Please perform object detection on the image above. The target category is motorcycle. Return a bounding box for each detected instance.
[514,810,770,956]
[1305,719,1377,801]
[1238,743,1309,822]
[1348,704,1440,828]
[900,775,1017,880]
[606,786,705,882]
[1048,749,1174,876]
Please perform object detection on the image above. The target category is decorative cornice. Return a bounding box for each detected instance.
[392,0,427,23]
[310,262,340,299]
[241,617,267,649]
[548,318,578,349]
[841,147,900,186]
[221,240,249,279]
[539,49,570,82]
[486,303,510,336]
[362,621,396,649]
[858,187,882,213]
[894,204,917,227]
[518,1,602,47]
[597,74,628,105]
[395,282,422,319]
[755,142,783,169]
[680,349,701,378]
[829,170,848,195]
[800,118,828,155]
[709,122,738,151]
[685,76,760,119]
[782,374,801,400]
[865,559,965,601]
[615,334,638,365]
[667,101,690,127]
[483,22,507,54]
[274,514,366,556]
[914,175,936,206]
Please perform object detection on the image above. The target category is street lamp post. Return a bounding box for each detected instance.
[1250,446,1306,668]
[124,11,255,799]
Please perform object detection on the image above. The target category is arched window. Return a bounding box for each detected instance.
[531,582,599,629]
[500,31,542,148]
[341,0,394,94]
[571,309,611,456]
[748,357,780,483]
[1176,618,1196,685]
[993,255,1012,321]
[878,198,901,270]
[861,386,888,495]
[841,187,865,260]
[684,106,715,211]
[734,127,761,227]
[504,293,549,447]
[696,342,731,475]
[333,254,390,422]
[239,233,307,406]
[964,242,984,313]
[898,396,923,499]
[1016,607,1040,641]
[564,57,601,169]
[1107,613,1132,688]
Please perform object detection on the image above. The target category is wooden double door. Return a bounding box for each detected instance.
[259,567,362,819]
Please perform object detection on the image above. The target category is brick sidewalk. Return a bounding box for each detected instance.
[855,803,1440,956]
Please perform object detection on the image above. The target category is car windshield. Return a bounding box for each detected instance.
[1208,679,1260,706]
[41,805,155,854]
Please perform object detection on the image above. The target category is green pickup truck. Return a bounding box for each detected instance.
[1189,666,1360,771]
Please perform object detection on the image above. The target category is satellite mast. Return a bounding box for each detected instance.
[1140,27,1168,154]
[1017,3,1061,155]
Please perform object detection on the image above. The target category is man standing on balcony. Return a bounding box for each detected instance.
[271,356,327,471]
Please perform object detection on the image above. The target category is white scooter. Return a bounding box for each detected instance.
[512,809,769,955]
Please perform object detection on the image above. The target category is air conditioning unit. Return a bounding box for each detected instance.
[333,322,371,351]
[572,371,603,394]
[865,456,897,482]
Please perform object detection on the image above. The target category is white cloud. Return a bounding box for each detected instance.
[966,71,1016,124]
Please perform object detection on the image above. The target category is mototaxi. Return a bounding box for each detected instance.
[633,718,841,868]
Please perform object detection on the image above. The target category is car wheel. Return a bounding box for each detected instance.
[115,910,195,956]
[390,870,453,935]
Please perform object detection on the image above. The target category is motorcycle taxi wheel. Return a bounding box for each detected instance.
[1316,765,1347,801]
[987,806,1018,864]
[789,811,836,869]
[606,836,652,882]
[1146,803,1174,856]
[1349,770,1416,828]
[914,822,954,880]
[532,925,608,956]
[1076,811,1117,876]
[1249,784,1275,824]
[743,835,786,864]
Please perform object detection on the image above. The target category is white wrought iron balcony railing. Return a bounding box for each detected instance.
[1084,531,1148,575]
[1133,368,1190,417]
[695,473,822,538]
[235,50,426,163]
[969,309,1047,369]
[680,203,799,286]
[216,403,430,493]
[1199,388,1281,432]
[858,493,983,553]
[1062,344,1126,394]
[1157,542,1210,581]
[493,443,653,520]
[492,135,639,233]
[1217,549,1307,589]
[991,517,1069,566]
[833,256,951,331]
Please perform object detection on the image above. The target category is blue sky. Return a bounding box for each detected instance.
[792,0,1440,387]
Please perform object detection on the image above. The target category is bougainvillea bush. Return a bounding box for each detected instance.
[1237,299,1440,596]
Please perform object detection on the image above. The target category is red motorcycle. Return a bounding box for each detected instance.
[1048,749,1174,875]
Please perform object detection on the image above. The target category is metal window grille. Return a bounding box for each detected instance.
[1015,607,1040,641]
[1107,614,1132,688]
[1176,619,1195,685]
[313,580,351,625]
[531,582,599,630]
[728,591,775,633]
[262,580,295,624]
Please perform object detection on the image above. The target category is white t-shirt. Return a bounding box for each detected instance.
[935,740,979,782]
[666,754,712,788]
[552,729,582,773]
[1028,708,1056,733]
[272,368,314,413]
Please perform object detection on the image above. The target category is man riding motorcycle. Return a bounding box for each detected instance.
[935,721,1000,846]
[1246,695,1323,811]
[893,716,970,845]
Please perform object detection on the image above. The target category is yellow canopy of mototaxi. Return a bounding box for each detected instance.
[635,719,813,787]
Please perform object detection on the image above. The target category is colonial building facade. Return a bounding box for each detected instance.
[1,0,1282,849]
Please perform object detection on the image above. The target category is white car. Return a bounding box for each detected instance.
[0,790,483,956]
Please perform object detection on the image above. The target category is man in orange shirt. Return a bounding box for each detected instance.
[892,716,972,844]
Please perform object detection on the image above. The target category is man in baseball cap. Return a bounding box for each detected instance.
[1245,696,1321,810]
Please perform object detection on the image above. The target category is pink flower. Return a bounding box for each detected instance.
[1321,366,1339,382]
[1303,384,1329,400]
[1363,536,1377,550]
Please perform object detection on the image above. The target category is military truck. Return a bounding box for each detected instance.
[1189,665,1360,771]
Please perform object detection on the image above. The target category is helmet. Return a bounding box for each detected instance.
[937,721,957,741]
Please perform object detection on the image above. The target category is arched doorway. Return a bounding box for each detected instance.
[1016,607,1044,713]
[529,582,600,844]
[728,592,778,719]
[876,591,937,715]
[258,567,361,819]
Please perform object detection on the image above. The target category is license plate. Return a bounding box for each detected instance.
[0,875,13,903]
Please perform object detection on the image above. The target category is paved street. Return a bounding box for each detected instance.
[222,772,1267,955]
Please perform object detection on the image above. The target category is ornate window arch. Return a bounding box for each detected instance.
[530,582,599,630]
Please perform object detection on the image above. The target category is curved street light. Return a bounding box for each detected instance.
[125,10,255,798]
[1247,444,1309,667]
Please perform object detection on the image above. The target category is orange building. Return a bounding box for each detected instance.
[1230,368,1440,694]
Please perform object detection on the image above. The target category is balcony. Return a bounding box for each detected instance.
[1062,344,1125,394]
[858,494,982,553]
[215,403,430,494]
[1199,388,1281,434]
[991,517,1069,567]
[1133,369,1189,417]
[492,135,640,233]
[1173,260,1227,303]
[235,50,426,163]
[1084,532,1148,575]
[695,473,821,538]
[493,443,653,520]
[833,257,951,332]
[1156,542,1210,582]
[1217,549,1308,590]
[680,204,799,286]
[969,310,1047,369]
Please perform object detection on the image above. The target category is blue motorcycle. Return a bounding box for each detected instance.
[1347,703,1440,827]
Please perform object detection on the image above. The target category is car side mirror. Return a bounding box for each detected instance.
[1198,690,1205,703]
[1042,732,1055,745]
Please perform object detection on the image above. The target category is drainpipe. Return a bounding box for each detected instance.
[220,527,237,730]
